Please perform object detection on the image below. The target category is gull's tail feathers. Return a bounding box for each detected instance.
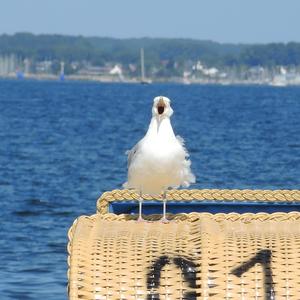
[176,135,190,158]
[181,159,196,187]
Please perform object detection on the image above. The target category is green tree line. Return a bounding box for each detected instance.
[1,33,300,68]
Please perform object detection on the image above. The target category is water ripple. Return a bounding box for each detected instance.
[0,80,300,299]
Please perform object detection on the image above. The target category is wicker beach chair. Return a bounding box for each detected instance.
[68,189,300,299]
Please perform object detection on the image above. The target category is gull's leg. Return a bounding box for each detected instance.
[161,190,169,223]
[137,191,144,222]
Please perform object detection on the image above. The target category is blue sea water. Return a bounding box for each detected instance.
[0,79,299,299]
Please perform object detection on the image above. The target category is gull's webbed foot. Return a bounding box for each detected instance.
[160,216,169,223]
[136,216,147,222]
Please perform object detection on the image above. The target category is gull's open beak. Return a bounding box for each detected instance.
[157,97,166,116]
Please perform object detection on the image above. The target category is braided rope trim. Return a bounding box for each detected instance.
[67,212,300,254]
[79,211,300,223]
[96,189,300,214]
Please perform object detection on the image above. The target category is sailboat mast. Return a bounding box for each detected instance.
[140,48,145,82]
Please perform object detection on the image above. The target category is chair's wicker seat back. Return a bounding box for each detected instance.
[68,189,300,299]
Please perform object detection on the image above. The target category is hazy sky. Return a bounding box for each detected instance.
[0,0,299,43]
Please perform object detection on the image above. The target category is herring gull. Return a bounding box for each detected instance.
[123,96,195,221]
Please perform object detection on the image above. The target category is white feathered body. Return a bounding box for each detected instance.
[124,116,195,195]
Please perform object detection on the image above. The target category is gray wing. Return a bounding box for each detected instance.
[126,140,142,168]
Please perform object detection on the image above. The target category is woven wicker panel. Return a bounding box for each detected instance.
[68,212,300,299]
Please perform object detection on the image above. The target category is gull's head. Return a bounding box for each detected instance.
[152,96,173,119]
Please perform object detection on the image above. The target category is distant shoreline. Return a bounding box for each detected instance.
[1,73,300,87]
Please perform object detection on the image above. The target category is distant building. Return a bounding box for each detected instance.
[36,61,52,74]
[109,65,122,75]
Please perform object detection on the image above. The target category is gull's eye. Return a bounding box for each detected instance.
[158,105,165,115]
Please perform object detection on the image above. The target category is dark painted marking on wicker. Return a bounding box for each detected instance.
[147,256,198,300]
[232,249,275,300]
